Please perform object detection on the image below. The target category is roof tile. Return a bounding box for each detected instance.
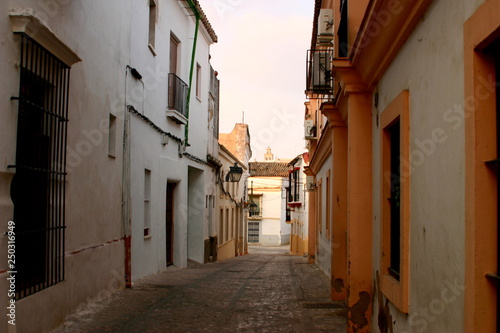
[249,162,290,177]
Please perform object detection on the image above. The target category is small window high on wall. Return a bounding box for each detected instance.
[148,0,157,54]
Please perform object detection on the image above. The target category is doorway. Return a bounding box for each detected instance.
[166,182,175,266]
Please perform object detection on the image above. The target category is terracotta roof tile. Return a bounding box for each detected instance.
[249,162,290,177]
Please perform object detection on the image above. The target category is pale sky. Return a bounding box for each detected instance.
[197,0,315,161]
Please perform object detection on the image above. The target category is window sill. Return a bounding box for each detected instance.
[144,228,152,239]
[166,109,188,125]
[381,273,408,313]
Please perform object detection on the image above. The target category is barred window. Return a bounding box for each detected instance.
[10,34,70,299]
[248,222,260,243]
[287,168,300,202]
[248,195,262,218]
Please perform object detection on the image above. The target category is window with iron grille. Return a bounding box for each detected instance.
[9,34,69,299]
[338,0,348,57]
[388,120,401,280]
[209,66,219,138]
[148,0,157,51]
[484,38,500,325]
[288,169,300,202]
[248,194,262,218]
[248,222,260,243]
[380,90,410,313]
[168,73,188,116]
[195,63,201,99]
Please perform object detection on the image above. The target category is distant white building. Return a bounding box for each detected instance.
[248,148,290,246]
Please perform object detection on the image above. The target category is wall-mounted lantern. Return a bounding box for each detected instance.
[225,162,243,182]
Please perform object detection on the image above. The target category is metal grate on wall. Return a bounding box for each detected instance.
[9,33,69,299]
[168,73,188,116]
[209,66,219,139]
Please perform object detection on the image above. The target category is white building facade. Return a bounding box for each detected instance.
[126,0,219,281]
[248,162,290,246]
[0,1,219,332]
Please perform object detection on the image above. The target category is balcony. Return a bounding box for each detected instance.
[306,49,334,99]
[287,168,302,208]
[304,119,317,140]
[167,73,188,125]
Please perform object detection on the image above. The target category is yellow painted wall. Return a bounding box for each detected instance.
[218,239,236,262]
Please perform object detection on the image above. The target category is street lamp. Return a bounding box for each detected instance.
[225,162,243,182]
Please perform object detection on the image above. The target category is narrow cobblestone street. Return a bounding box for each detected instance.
[52,246,346,333]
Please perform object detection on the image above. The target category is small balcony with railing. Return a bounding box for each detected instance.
[167,73,188,125]
[287,168,302,208]
[306,49,334,100]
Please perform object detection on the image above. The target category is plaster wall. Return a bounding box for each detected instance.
[217,147,248,260]
[188,166,205,264]
[0,1,130,331]
[314,155,332,277]
[251,176,289,246]
[162,155,188,269]
[129,117,187,280]
[185,37,211,158]
[127,0,215,276]
[218,239,236,261]
[219,124,252,163]
[371,0,486,331]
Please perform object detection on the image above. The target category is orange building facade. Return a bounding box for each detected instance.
[305,0,500,332]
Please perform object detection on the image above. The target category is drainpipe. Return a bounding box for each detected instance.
[123,67,132,288]
[184,0,200,146]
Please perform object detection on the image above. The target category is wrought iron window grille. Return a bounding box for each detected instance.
[10,33,69,299]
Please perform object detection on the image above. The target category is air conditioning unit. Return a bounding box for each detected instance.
[312,51,332,89]
[304,120,317,140]
[317,9,333,45]
[306,176,316,191]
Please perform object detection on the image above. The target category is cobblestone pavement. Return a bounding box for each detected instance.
[52,246,347,333]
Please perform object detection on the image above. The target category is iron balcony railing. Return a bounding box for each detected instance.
[209,66,220,138]
[287,169,300,203]
[168,73,188,117]
[306,49,334,99]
